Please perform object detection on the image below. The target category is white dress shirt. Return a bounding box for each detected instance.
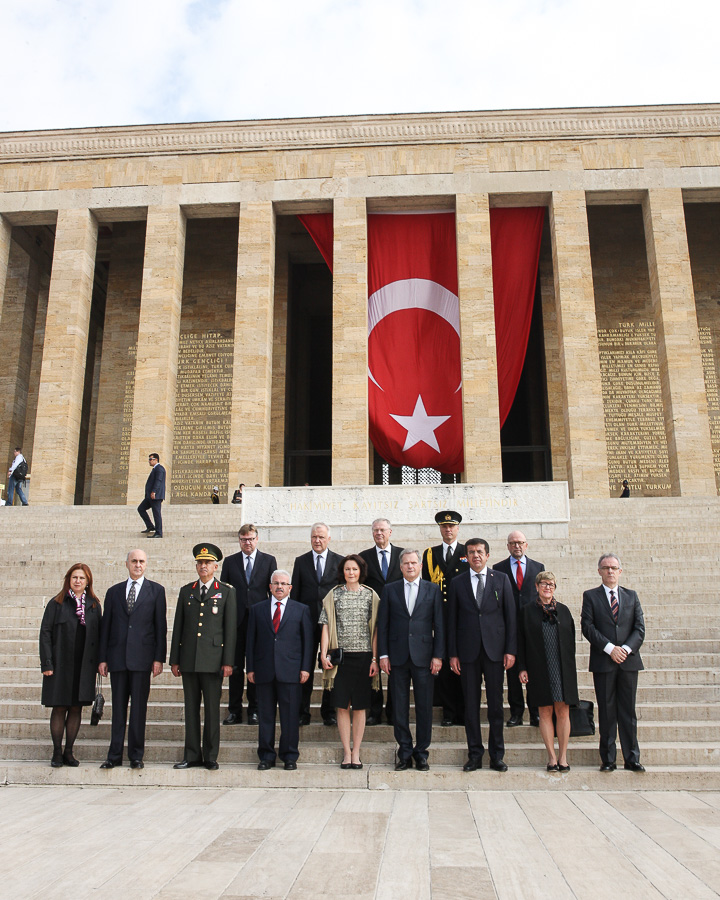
[126,575,145,598]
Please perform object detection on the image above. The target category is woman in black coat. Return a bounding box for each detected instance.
[39,563,102,767]
[517,571,578,772]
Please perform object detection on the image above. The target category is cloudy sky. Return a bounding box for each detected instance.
[3,0,718,133]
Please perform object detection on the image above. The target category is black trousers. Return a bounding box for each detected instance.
[181,671,222,764]
[434,663,464,722]
[390,660,434,762]
[301,624,333,721]
[227,620,258,716]
[593,668,640,765]
[461,646,505,762]
[137,498,163,536]
[107,669,151,763]
[256,680,302,763]
[506,661,538,720]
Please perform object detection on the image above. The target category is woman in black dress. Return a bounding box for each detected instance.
[517,571,578,772]
[39,563,102,767]
[319,554,380,769]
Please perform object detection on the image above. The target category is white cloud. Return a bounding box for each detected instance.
[1,0,718,132]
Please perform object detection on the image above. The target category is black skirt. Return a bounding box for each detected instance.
[331,651,372,711]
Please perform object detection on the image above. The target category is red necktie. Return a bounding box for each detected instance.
[273,600,282,633]
[515,561,523,589]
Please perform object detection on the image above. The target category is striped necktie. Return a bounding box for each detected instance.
[610,590,619,623]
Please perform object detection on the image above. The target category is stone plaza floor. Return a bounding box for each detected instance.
[2,785,720,899]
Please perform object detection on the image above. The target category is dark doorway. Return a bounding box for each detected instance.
[500,277,551,481]
[285,261,333,485]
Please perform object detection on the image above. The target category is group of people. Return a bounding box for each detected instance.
[38,510,646,775]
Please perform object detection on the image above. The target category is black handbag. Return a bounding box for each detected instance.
[568,699,595,737]
[318,648,344,667]
[90,674,105,725]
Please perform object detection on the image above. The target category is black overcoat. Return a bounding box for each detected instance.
[516,601,579,708]
[39,594,102,706]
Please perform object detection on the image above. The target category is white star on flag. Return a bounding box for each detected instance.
[390,395,451,453]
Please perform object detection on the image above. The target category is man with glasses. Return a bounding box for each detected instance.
[138,453,166,538]
[170,543,236,770]
[221,525,277,725]
[246,570,313,770]
[581,553,646,773]
[493,530,544,727]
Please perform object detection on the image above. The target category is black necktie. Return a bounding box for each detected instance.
[446,545,453,565]
[245,555,253,583]
[201,584,207,602]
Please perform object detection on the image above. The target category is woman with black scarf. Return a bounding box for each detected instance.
[517,571,578,772]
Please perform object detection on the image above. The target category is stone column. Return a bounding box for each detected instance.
[126,205,186,503]
[228,202,276,491]
[549,191,609,498]
[31,208,99,504]
[0,215,11,322]
[331,197,369,485]
[269,230,288,487]
[456,193,502,483]
[643,188,715,495]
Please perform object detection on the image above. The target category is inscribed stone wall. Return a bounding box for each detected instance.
[171,219,237,503]
[685,203,720,490]
[589,206,672,496]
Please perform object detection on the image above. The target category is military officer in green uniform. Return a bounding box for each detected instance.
[170,543,237,770]
[422,510,469,727]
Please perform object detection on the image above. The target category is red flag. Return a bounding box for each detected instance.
[368,213,464,473]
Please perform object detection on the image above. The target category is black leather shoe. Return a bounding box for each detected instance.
[366,716,381,726]
[395,758,411,771]
[247,712,259,725]
[599,762,617,772]
[140,528,154,534]
[62,752,80,767]
[51,753,64,768]
[299,713,311,726]
[506,716,523,727]
[257,760,275,770]
[414,758,429,771]
[205,761,219,771]
[529,716,540,727]
[624,761,646,772]
[173,760,200,769]
[148,533,163,538]
[463,757,482,772]
[284,760,297,770]
[223,713,242,725]
[441,717,455,727]
[489,759,508,772]
[130,760,144,770]
[323,716,337,726]
[99,760,115,769]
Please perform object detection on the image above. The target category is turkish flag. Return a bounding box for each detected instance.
[367,213,464,473]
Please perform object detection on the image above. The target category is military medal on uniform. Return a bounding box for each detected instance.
[211,583,221,614]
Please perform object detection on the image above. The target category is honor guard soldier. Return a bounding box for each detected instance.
[422,510,469,726]
[170,543,237,770]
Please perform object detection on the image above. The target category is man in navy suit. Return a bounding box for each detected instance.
[98,549,167,769]
[246,569,313,770]
[377,549,444,771]
[138,452,166,538]
[493,530,544,727]
[359,517,404,725]
[221,524,278,725]
[449,538,516,772]
[581,553,646,772]
[290,522,343,725]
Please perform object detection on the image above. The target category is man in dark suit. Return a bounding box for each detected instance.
[138,452,166,538]
[246,569,313,770]
[98,549,167,769]
[581,552,646,772]
[493,530,544,727]
[290,522,343,725]
[359,517,403,725]
[170,543,237,770]
[449,537,516,772]
[377,549,444,771]
[422,510,468,726]
[221,524,278,725]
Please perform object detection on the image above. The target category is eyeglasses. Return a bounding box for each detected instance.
[271,582,291,588]
[538,582,555,589]
[508,541,526,546]
[599,566,620,572]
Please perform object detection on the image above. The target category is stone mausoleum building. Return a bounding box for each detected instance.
[1,103,719,506]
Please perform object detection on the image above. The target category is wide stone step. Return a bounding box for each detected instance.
[2,737,719,766]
